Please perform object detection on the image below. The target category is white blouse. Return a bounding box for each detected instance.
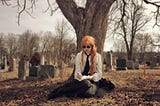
[74,51,102,82]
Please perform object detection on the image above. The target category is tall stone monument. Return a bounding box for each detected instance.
[18,55,29,80]
[106,51,113,70]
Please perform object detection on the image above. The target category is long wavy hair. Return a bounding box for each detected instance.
[81,35,97,75]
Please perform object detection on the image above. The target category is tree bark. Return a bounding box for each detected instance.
[56,0,116,55]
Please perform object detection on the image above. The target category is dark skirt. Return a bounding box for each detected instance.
[48,78,115,99]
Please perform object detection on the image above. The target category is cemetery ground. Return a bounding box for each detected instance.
[0,66,160,106]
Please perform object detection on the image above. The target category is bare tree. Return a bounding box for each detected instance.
[5,33,18,57]
[0,0,115,55]
[5,33,18,71]
[56,0,116,55]
[40,32,55,65]
[39,31,76,67]
[135,33,152,62]
[55,20,69,69]
[143,0,160,26]
[113,39,126,58]
[1,0,160,55]
[110,0,150,60]
[17,30,40,57]
[61,39,76,65]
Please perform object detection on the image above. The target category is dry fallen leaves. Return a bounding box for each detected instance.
[0,68,160,106]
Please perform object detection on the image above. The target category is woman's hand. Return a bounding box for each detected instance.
[89,75,93,80]
[77,72,82,80]
[77,72,93,81]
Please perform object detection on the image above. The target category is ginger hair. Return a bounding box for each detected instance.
[81,35,97,75]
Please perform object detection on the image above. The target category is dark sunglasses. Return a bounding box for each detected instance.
[82,46,91,48]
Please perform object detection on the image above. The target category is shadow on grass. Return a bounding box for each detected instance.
[0,78,66,105]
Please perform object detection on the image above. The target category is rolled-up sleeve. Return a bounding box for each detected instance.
[74,53,82,81]
[92,53,102,82]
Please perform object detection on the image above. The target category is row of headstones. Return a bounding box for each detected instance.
[116,59,139,70]
[27,65,56,80]
[18,59,56,80]
[105,52,139,70]
[116,58,159,70]
[146,61,157,67]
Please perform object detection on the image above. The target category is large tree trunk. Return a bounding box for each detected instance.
[56,0,115,80]
[56,0,115,55]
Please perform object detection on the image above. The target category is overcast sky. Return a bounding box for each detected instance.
[0,1,64,34]
[0,1,159,52]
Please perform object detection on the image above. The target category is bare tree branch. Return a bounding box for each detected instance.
[17,0,26,26]
[1,0,11,6]
[143,0,160,6]
[43,0,58,16]
[120,0,127,21]
[143,0,160,26]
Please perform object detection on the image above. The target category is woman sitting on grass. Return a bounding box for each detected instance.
[48,35,115,99]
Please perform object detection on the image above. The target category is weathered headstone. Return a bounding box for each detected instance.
[150,61,157,68]
[1,63,4,69]
[39,65,55,79]
[134,61,139,69]
[18,59,26,80]
[146,61,150,66]
[18,55,28,80]
[127,60,134,69]
[28,65,56,80]
[29,66,40,77]
[116,59,127,70]
[106,51,113,70]
[8,58,14,72]
[156,55,160,65]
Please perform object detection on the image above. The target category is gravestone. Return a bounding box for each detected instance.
[0,63,4,69]
[150,61,157,68]
[18,59,26,80]
[116,59,127,70]
[156,55,160,65]
[8,58,15,72]
[146,61,151,66]
[106,51,113,70]
[29,66,40,77]
[39,65,55,79]
[127,60,134,69]
[134,61,139,69]
[28,65,55,80]
[28,52,41,78]
[18,55,28,80]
